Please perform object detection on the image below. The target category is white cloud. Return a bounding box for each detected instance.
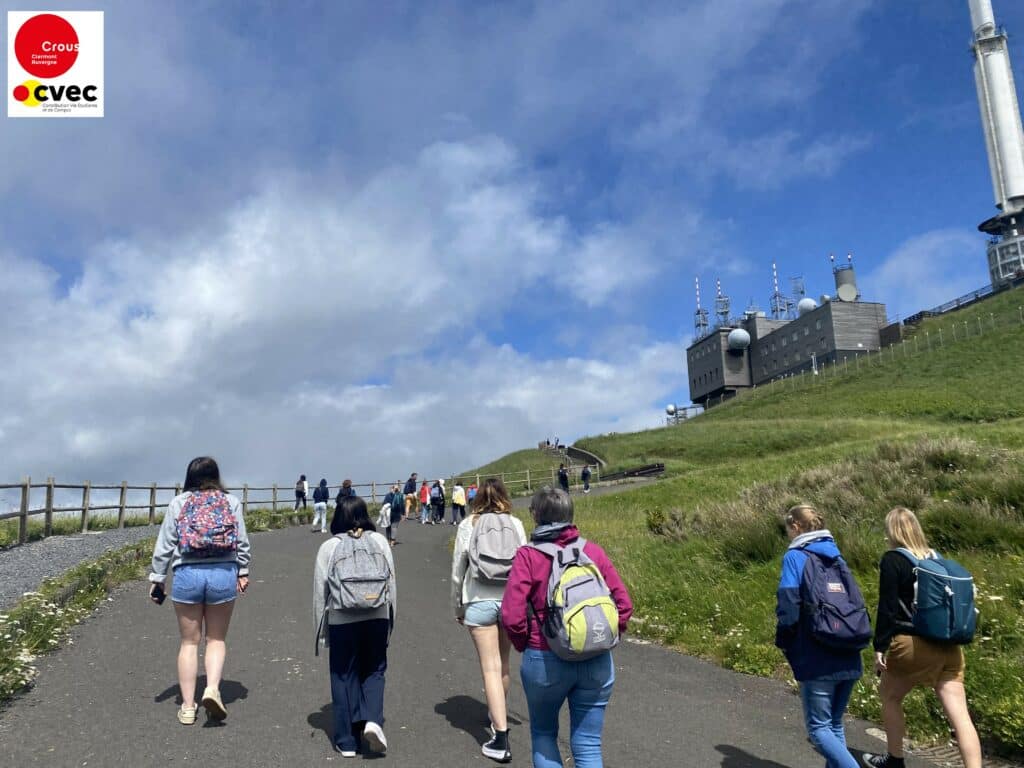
[0,138,683,487]
[861,228,990,320]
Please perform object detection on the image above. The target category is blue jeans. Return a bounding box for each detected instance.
[420,503,430,523]
[799,678,859,768]
[328,619,389,752]
[520,649,615,768]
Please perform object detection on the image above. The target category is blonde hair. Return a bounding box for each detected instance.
[784,504,825,533]
[472,477,512,515]
[885,507,930,558]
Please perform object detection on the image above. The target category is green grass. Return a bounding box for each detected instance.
[455,448,567,490]
[498,287,1024,756]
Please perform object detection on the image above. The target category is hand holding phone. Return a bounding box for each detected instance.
[150,582,166,605]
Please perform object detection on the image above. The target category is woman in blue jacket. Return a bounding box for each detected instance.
[775,504,864,768]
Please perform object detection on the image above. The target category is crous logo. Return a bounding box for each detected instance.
[15,14,80,78]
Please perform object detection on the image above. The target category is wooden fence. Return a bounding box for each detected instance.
[0,465,600,546]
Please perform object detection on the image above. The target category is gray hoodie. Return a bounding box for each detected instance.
[149,491,251,583]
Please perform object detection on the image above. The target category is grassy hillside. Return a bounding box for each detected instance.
[545,287,1024,755]
[456,449,566,485]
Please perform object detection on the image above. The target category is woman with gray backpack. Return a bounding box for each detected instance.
[501,487,633,768]
[860,507,980,768]
[313,495,397,757]
[450,478,527,763]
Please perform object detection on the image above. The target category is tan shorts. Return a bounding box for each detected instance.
[886,634,965,686]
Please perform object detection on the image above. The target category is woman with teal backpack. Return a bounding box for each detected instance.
[860,507,981,768]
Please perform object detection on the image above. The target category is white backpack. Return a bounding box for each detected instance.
[468,513,520,583]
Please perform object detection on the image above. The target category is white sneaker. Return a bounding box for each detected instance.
[362,721,387,754]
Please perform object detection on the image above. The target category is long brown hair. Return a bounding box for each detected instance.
[472,477,512,515]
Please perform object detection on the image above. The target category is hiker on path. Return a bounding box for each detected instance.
[430,480,446,524]
[860,507,981,768]
[313,495,396,757]
[336,479,357,506]
[502,486,633,768]
[295,474,309,510]
[148,456,251,725]
[403,473,418,519]
[775,504,866,768]
[419,480,431,524]
[467,483,478,510]
[451,482,467,525]
[451,478,527,763]
[312,479,330,533]
[557,464,569,494]
[581,466,592,494]
[383,484,403,546]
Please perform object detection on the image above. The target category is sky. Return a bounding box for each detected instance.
[2,0,1022,491]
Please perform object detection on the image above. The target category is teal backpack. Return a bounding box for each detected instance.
[896,549,977,645]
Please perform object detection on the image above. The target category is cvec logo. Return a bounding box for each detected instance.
[7,11,104,118]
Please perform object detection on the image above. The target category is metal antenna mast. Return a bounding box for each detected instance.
[769,261,789,319]
[714,279,731,328]
[694,277,709,339]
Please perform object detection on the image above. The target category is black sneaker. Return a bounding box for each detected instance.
[861,754,902,768]
[482,729,511,763]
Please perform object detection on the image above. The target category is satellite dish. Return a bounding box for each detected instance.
[665,404,677,416]
[836,283,858,302]
[727,328,751,350]
[797,297,817,315]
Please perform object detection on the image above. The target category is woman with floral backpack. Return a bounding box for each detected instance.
[149,456,251,725]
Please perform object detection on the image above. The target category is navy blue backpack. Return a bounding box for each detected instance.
[896,549,977,645]
[800,548,872,650]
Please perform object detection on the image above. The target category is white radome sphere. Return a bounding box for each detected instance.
[797,297,818,315]
[727,328,751,350]
[665,404,677,416]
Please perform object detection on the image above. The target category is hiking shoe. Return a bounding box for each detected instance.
[482,729,511,763]
[861,755,902,768]
[362,721,387,754]
[177,703,197,725]
[201,686,227,721]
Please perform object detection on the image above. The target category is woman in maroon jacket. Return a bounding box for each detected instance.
[501,487,632,768]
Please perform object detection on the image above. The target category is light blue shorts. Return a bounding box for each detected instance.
[464,599,502,627]
[171,562,239,605]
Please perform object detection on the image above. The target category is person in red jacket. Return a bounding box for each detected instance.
[501,487,632,768]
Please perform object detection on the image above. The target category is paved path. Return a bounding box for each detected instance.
[0,512,930,768]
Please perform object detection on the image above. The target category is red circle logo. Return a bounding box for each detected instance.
[12,85,30,102]
[14,14,79,79]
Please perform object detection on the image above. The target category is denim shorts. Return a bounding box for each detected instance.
[463,599,502,627]
[171,562,239,605]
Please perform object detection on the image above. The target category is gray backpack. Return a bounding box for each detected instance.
[326,531,391,611]
[529,539,619,661]
[468,513,520,584]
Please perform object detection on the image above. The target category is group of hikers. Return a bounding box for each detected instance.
[148,457,983,768]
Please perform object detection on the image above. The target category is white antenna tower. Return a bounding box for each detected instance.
[694,277,710,339]
[769,261,789,319]
[714,278,731,328]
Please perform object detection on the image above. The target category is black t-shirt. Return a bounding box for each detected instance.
[874,549,918,652]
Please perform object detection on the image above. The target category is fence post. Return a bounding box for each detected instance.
[44,477,55,537]
[18,476,30,545]
[991,312,996,330]
[914,336,919,354]
[80,481,91,533]
[242,484,249,516]
[149,483,157,524]
[1019,306,1023,325]
[371,481,377,504]
[117,481,128,528]
[272,484,278,513]
[977,316,983,335]
[526,468,531,491]
[938,328,943,346]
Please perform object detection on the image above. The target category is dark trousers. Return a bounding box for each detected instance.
[295,491,307,510]
[451,504,465,523]
[328,619,389,751]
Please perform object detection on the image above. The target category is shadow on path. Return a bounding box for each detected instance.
[716,744,794,768]
[153,677,249,706]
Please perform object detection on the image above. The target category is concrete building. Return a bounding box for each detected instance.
[687,258,893,407]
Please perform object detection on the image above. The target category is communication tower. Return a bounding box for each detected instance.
[694,277,710,339]
[714,279,731,328]
[769,262,791,319]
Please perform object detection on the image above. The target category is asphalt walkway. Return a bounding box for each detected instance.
[0,505,930,767]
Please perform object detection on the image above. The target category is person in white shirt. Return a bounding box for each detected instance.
[450,478,526,762]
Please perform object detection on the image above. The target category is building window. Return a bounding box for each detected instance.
[761,365,768,375]
[819,336,826,349]
[792,331,798,342]
[815,319,822,330]
[804,327,809,336]
[771,343,776,352]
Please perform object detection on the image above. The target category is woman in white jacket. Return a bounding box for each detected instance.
[450,478,526,763]
[314,495,397,758]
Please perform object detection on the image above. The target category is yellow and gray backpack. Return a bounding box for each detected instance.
[529,539,619,660]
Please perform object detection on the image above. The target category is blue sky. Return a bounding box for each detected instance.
[1,0,1021,489]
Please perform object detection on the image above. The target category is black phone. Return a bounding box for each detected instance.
[151,583,166,605]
